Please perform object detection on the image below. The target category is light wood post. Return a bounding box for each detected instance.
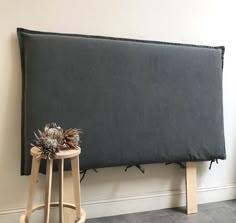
[25,157,41,222]
[185,162,198,214]
[44,159,53,223]
[58,159,64,223]
[71,156,81,220]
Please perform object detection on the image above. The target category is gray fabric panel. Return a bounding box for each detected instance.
[17,28,225,175]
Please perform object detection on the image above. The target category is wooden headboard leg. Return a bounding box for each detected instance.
[185,162,198,214]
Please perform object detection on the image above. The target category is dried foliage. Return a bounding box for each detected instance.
[32,123,81,159]
[63,128,81,150]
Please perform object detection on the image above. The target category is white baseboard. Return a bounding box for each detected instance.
[83,183,236,218]
[1,183,236,221]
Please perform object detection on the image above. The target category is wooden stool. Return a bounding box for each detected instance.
[20,147,86,223]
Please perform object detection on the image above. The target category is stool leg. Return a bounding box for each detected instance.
[44,159,53,223]
[71,156,81,220]
[58,159,64,223]
[26,156,41,222]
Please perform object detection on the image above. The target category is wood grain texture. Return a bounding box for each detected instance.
[185,162,198,214]
[58,159,64,223]
[25,156,41,222]
[71,156,81,220]
[31,146,81,159]
[44,159,53,223]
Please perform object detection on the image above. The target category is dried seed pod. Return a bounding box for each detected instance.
[63,128,81,150]
[31,123,64,159]
[31,123,82,159]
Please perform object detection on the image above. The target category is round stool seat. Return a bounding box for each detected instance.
[31,146,81,159]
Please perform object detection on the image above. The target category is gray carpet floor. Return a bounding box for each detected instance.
[87,200,236,223]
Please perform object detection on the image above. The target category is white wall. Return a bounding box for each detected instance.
[0,0,236,221]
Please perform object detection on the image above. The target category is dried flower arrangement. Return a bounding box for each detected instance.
[32,123,81,159]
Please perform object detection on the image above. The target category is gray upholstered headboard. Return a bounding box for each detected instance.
[17,28,225,175]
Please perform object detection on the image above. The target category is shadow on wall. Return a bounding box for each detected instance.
[0,33,22,181]
[80,162,186,204]
[0,33,27,209]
